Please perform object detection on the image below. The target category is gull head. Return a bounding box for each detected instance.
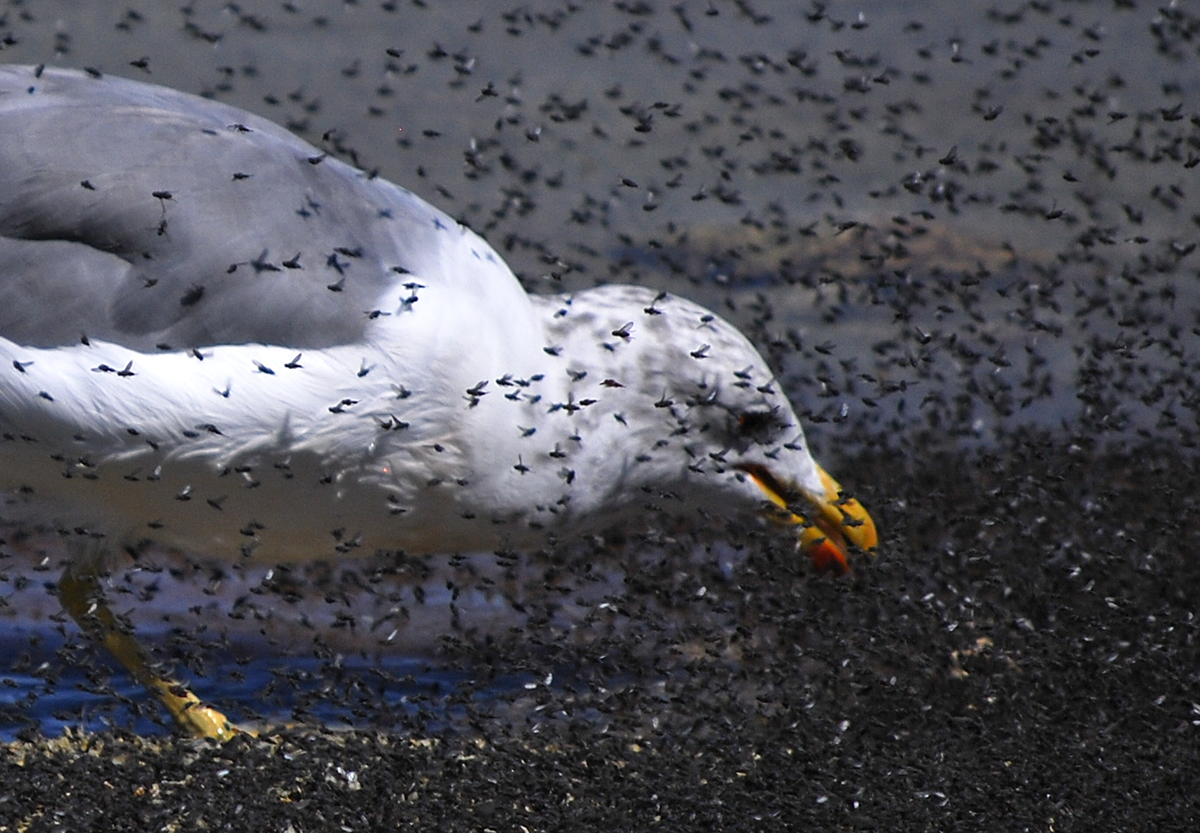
[462,285,878,572]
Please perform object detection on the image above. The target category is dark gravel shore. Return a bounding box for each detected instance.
[3,442,1198,830]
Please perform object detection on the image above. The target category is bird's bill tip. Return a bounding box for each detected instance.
[802,464,877,573]
[740,461,877,574]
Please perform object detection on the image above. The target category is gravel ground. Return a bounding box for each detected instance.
[2,442,1197,830]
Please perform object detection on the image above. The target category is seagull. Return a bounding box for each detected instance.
[0,65,876,739]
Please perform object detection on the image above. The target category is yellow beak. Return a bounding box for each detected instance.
[740,462,877,573]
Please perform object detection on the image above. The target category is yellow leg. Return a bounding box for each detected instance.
[58,557,239,741]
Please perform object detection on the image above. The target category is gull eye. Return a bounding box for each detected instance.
[733,409,783,444]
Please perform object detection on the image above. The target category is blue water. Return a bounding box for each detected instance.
[0,628,544,740]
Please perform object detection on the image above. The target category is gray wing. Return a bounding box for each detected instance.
[0,65,457,350]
